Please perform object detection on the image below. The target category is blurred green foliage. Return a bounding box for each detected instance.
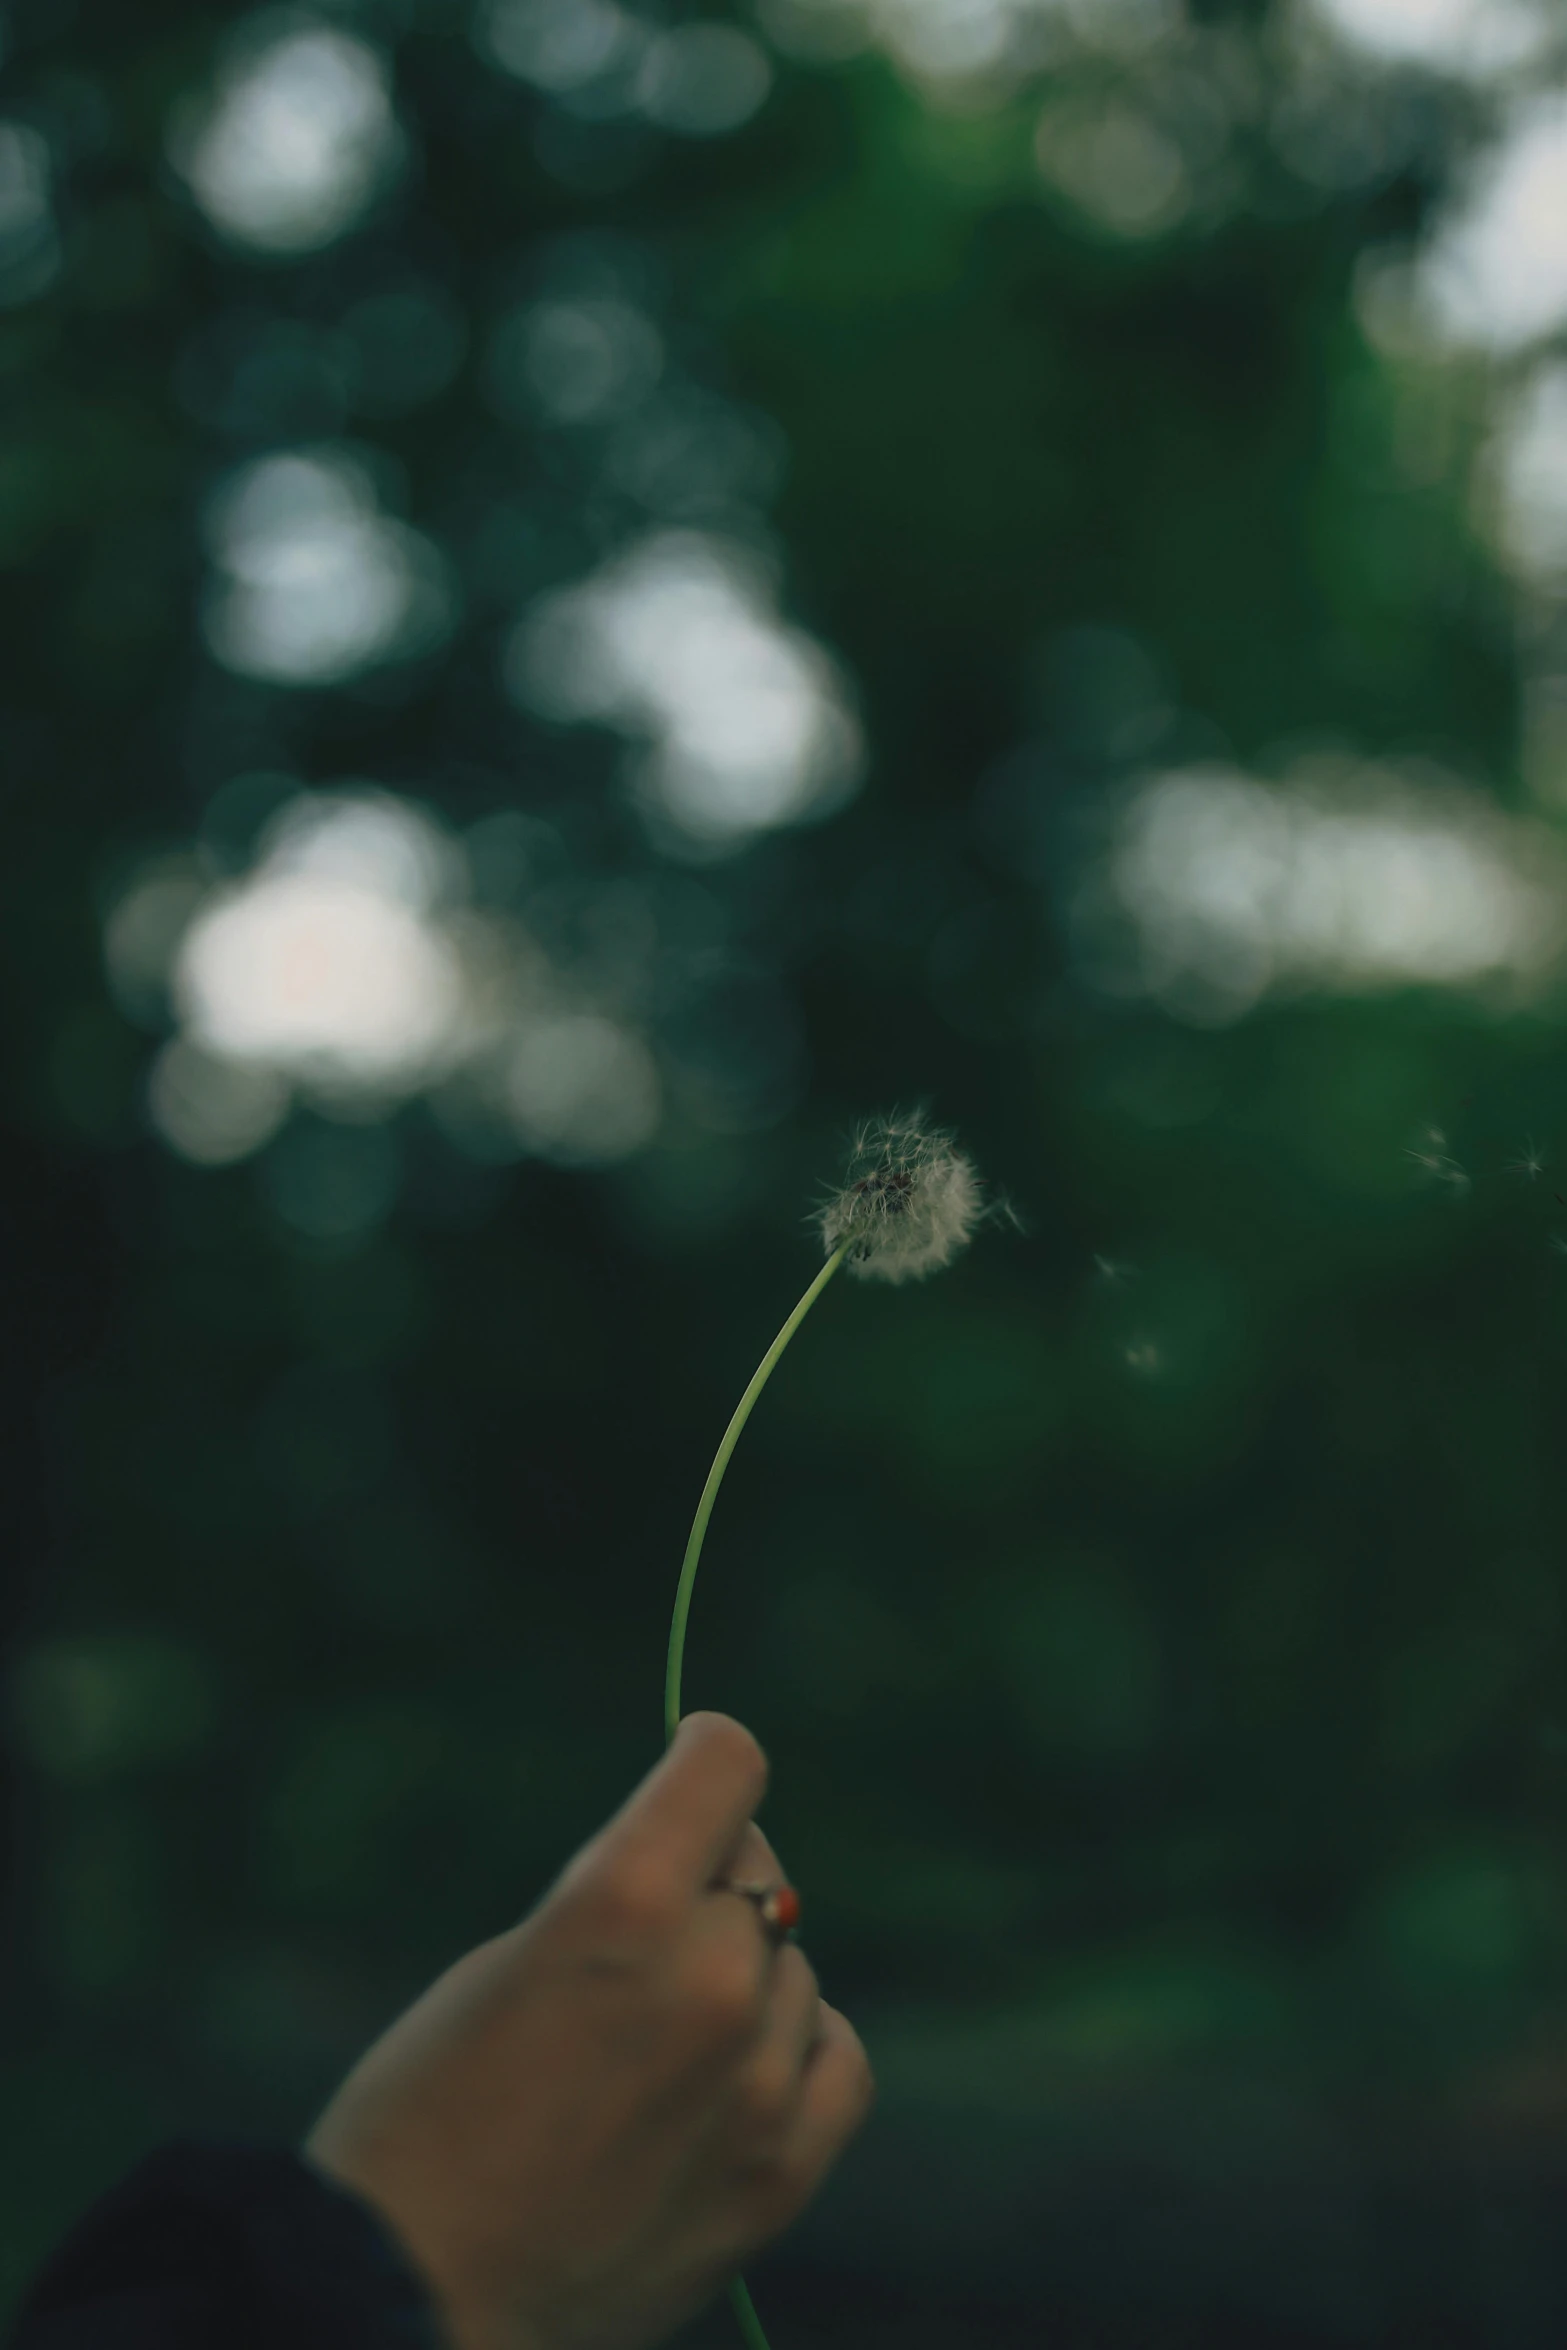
[8,0,1567,2340]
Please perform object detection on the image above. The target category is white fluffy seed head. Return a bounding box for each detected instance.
[812,1105,1015,1285]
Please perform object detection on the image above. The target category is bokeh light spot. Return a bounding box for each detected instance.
[148,1036,292,1166]
[1417,93,1567,352]
[1077,760,1567,1023]
[635,25,773,136]
[200,449,454,685]
[873,0,1018,79]
[112,782,692,1176]
[487,295,664,425]
[1483,361,1567,589]
[789,0,1180,90]
[1309,0,1549,79]
[173,791,466,1095]
[504,1011,661,1164]
[504,532,864,855]
[1035,99,1190,238]
[103,861,209,1028]
[173,18,405,256]
[478,0,646,93]
[603,389,787,521]
[0,122,60,304]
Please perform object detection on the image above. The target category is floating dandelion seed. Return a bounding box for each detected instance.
[1405,1124,1449,1175]
[1125,1335,1162,1377]
[1406,1124,1469,1196]
[1507,1138,1548,1180]
[1093,1254,1139,1288]
[813,1105,1021,1285]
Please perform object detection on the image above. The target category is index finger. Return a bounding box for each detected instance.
[582,1712,771,1911]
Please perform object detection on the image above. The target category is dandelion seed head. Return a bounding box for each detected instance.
[813,1104,1014,1284]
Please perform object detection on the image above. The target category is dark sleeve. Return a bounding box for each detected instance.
[3,2138,445,2350]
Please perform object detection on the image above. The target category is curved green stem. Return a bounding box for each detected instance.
[665,1240,850,1748]
[664,1239,851,2350]
[725,2274,775,2349]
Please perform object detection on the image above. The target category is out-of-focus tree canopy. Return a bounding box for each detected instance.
[8,0,1567,2339]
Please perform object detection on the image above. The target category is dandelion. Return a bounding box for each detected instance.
[1507,1137,1547,1180]
[662,1103,1017,2350]
[812,1105,1018,1284]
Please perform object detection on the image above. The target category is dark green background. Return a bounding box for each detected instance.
[7,0,1567,2342]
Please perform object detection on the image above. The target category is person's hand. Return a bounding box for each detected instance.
[302,1711,876,2350]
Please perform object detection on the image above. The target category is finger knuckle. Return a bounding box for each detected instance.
[575,1867,671,1947]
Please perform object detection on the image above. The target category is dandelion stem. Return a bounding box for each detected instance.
[665,1240,850,1749]
[725,2275,775,2350]
[665,1240,850,2350]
